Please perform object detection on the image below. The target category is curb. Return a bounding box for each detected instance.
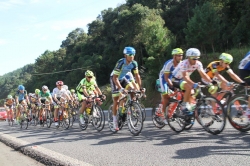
[0,132,92,166]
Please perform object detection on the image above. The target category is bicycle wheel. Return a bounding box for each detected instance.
[196,96,226,135]
[107,104,119,133]
[20,112,29,129]
[167,103,186,133]
[227,94,250,132]
[127,102,143,136]
[46,110,52,128]
[152,103,165,129]
[140,103,146,122]
[62,111,70,129]
[92,105,105,132]
[79,113,88,130]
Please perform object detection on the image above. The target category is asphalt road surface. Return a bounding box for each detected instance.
[0,109,249,166]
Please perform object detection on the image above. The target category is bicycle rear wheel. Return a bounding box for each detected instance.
[227,94,250,132]
[92,105,105,132]
[152,103,165,129]
[167,103,186,133]
[196,96,226,135]
[127,102,143,136]
[140,103,146,122]
[62,111,70,129]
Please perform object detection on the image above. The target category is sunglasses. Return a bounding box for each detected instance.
[43,89,47,91]
[189,56,200,60]
[175,54,183,57]
[126,54,135,57]
[87,76,93,78]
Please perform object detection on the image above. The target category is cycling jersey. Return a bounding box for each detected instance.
[38,91,51,100]
[76,78,97,95]
[110,58,138,80]
[15,90,28,102]
[52,88,68,98]
[204,61,231,78]
[172,59,203,79]
[4,98,15,106]
[159,59,175,80]
[239,51,250,70]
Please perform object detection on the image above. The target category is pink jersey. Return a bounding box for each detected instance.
[172,59,203,79]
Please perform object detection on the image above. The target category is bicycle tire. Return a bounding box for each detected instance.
[151,103,165,129]
[227,94,250,132]
[46,110,52,128]
[79,112,88,130]
[196,96,226,135]
[92,105,105,132]
[127,102,143,136]
[62,110,70,129]
[167,103,186,133]
[20,112,29,129]
[140,103,146,122]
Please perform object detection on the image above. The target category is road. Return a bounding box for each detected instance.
[0,109,249,166]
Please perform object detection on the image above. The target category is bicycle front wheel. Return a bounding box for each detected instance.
[20,113,29,129]
[167,103,186,133]
[92,105,105,132]
[196,96,226,135]
[227,94,250,132]
[152,103,165,129]
[46,110,52,128]
[127,102,143,136]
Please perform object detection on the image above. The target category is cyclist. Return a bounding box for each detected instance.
[70,89,79,108]
[4,95,15,122]
[238,51,250,121]
[156,48,183,124]
[63,85,74,101]
[52,81,71,127]
[171,48,213,115]
[76,70,104,125]
[110,46,144,130]
[15,85,30,124]
[38,85,53,125]
[28,89,40,122]
[203,53,244,101]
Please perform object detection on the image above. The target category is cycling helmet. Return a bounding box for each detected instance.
[219,53,233,64]
[18,85,25,90]
[42,85,48,90]
[70,89,75,93]
[186,48,201,57]
[85,70,94,77]
[63,85,68,90]
[35,89,40,94]
[172,48,183,55]
[7,95,13,99]
[56,81,64,86]
[123,47,136,55]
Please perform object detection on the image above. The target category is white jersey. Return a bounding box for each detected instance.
[172,59,203,79]
[52,87,68,98]
[239,51,250,70]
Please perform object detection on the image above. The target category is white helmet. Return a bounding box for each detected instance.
[186,48,201,57]
[63,85,68,90]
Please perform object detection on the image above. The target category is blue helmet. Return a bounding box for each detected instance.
[123,47,136,55]
[18,85,25,90]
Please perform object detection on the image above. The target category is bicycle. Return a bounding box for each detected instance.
[18,103,29,129]
[107,90,143,136]
[56,101,71,129]
[40,103,53,128]
[29,103,39,126]
[6,105,15,126]
[79,96,105,132]
[166,85,226,135]
[135,91,147,122]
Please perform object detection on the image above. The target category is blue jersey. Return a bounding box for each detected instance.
[111,58,138,80]
[159,59,175,81]
[239,51,250,70]
[15,90,27,101]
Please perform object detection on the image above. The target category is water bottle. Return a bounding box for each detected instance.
[86,107,91,115]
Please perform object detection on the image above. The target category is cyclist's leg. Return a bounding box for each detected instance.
[239,69,250,120]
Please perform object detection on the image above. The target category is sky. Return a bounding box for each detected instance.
[0,0,125,76]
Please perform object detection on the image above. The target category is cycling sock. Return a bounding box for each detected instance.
[113,115,117,121]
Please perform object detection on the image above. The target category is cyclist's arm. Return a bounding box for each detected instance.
[134,72,142,89]
[227,69,244,83]
[213,71,228,84]
[182,71,195,85]
[15,97,19,105]
[94,84,102,96]
[164,72,173,87]
[197,69,212,83]
[113,74,123,90]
